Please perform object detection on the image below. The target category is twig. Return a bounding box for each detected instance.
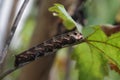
[0,67,17,80]
[0,30,85,79]
[0,64,24,80]
[6,0,18,34]
[14,30,84,67]
[0,0,29,64]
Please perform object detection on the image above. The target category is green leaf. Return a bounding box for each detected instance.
[72,43,108,80]
[82,26,97,38]
[72,26,120,79]
[49,3,82,31]
[87,26,120,67]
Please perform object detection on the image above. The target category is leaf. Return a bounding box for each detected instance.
[49,3,82,31]
[72,43,108,80]
[82,26,97,38]
[87,26,120,67]
[72,26,120,79]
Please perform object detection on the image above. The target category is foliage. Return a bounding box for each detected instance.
[73,26,120,80]
[49,3,120,80]
[49,3,82,31]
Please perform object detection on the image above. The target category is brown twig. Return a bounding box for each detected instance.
[0,67,17,80]
[0,0,29,64]
[0,30,85,79]
[14,30,84,67]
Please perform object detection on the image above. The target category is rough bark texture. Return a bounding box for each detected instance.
[19,0,76,80]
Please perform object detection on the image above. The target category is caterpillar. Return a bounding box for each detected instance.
[15,30,84,67]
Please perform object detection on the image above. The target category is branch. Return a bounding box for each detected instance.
[0,30,85,79]
[0,0,29,64]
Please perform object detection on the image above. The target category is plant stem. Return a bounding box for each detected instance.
[0,0,29,64]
